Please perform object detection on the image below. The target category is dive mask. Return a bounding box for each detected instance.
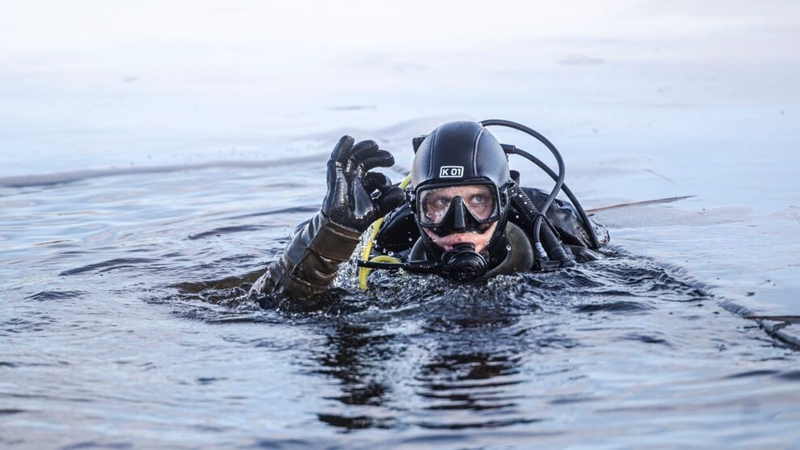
[415,182,501,236]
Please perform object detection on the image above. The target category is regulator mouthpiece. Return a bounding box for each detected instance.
[356,244,488,282]
[440,243,488,282]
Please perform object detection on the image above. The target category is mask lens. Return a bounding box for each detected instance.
[418,184,499,228]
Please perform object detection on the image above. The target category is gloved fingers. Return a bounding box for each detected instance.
[330,135,356,166]
[375,185,405,216]
[363,172,391,193]
[348,139,379,162]
[359,149,395,173]
[348,140,394,173]
[324,136,355,216]
[362,172,403,216]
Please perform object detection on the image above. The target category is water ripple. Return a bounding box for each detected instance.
[59,258,162,276]
[25,290,87,301]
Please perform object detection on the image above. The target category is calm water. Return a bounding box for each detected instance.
[3,1,800,448]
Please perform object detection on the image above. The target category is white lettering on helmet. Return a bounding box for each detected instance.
[439,166,464,178]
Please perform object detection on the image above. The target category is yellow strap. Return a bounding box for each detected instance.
[358,173,412,291]
[357,254,402,290]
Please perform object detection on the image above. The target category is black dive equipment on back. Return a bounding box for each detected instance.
[482,119,601,253]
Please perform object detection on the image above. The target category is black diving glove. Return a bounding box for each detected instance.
[322,136,405,232]
[250,135,405,302]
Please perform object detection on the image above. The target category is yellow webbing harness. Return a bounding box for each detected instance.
[358,173,413,290]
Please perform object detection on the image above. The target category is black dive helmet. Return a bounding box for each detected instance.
[407,121,514,277]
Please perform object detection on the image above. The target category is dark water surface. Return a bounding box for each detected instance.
[3,158,798,449]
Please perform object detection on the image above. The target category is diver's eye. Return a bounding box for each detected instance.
[466,192,494,219]
[435,197,451,208]
[425,195,452,214]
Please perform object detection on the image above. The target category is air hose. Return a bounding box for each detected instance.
[508,183,572,267]
[482,119,601,250]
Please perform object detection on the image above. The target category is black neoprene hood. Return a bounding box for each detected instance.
[411,121,511,190]
[409,121,514,262]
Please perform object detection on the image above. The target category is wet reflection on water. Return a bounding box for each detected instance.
[314,322,399,430]
[3,160,799,448]
[214,250,722,433]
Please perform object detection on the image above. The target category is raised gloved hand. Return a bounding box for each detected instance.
[322,136,405,232]
[251,135,405,302]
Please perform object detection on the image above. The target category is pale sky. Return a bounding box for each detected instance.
[3,0,795,56]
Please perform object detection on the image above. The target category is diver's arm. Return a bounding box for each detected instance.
[250,212,363,299]
[251,136,404,302]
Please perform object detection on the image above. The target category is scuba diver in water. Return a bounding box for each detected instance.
[251,120,609,305]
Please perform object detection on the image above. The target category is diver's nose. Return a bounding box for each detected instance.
[451,196,466,232]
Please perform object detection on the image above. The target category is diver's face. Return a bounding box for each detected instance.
[422,222,498,254]
[418,184,499,254]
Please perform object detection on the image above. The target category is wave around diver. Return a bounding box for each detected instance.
[162,246,711,326]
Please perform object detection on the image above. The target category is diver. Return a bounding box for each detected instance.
[251,120,609,306]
